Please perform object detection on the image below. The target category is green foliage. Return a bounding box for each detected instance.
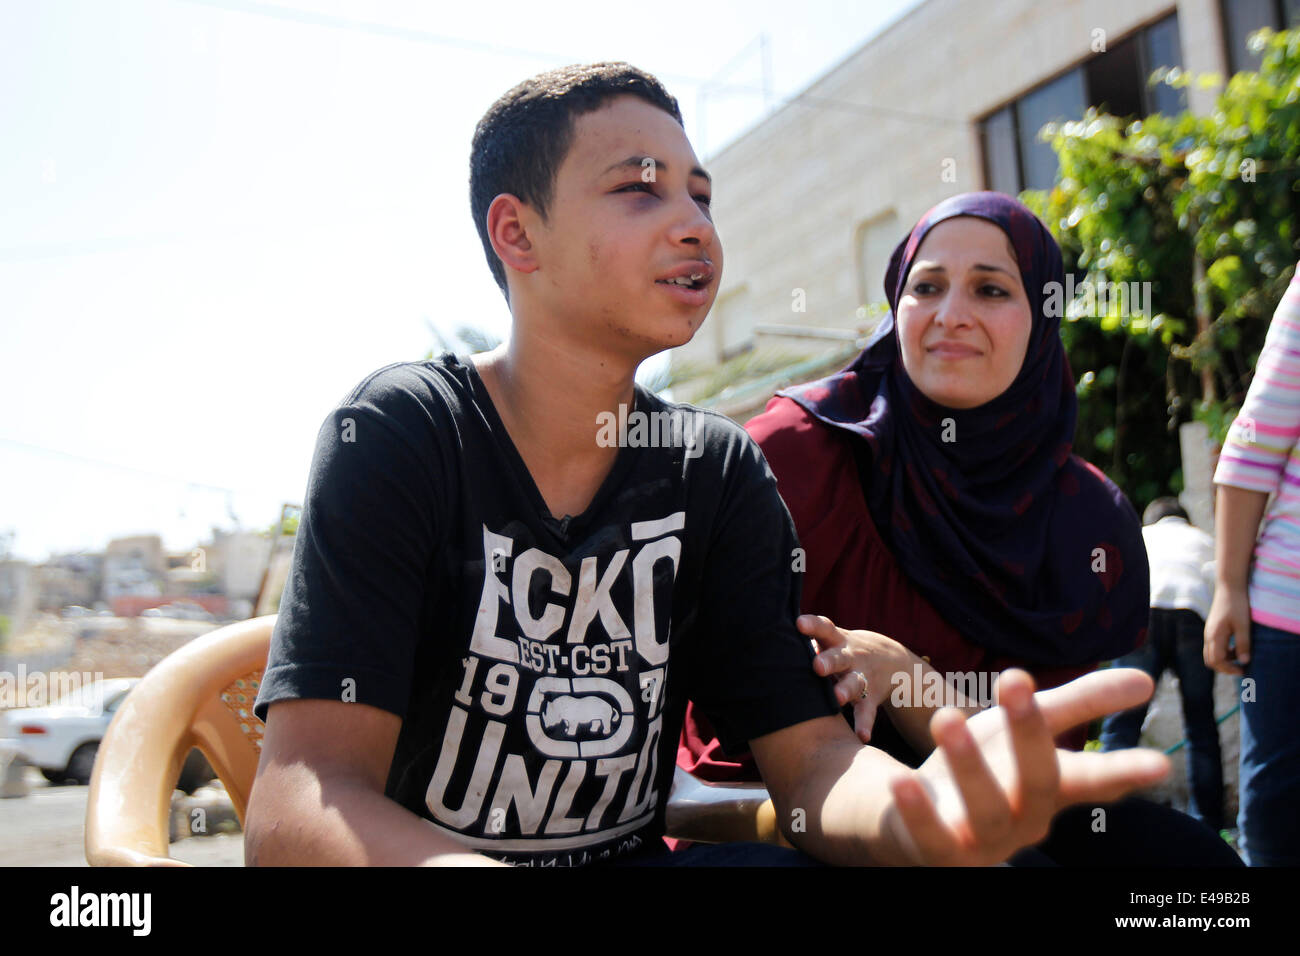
[1022,27,1300,512]
[671,347,840,405]
[262,510,299,537]
[423,321,503,359]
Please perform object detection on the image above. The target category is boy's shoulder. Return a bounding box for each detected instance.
[321,354,495,453]
[337,353,472,416]
[305,356,480,488]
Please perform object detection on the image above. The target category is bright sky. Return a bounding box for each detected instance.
[0,0,923,563]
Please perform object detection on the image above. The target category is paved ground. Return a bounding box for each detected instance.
[0,766,1243,865]
[0,768,245,866]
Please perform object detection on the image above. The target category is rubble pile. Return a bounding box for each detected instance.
[4,614,221,680]
[59,619,218,679]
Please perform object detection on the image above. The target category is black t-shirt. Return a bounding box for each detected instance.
[254,354,837,866]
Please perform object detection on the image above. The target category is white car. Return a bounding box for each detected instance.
[0,678,138,785]
[142,601,215,622]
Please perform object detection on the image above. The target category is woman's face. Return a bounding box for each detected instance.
[895,217,1033,409]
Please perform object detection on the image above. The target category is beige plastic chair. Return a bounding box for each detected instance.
[85,615,273,866]
[85,615,782,865]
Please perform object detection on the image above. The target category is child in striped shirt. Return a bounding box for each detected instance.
[1208,264,1300,866]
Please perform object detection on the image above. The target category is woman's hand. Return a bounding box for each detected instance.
[798,614,917,743]
[1204,585,1251,675]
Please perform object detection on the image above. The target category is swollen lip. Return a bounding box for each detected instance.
[657,279,710,304]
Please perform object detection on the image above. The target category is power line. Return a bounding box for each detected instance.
[2,3,962,263]
[0,435,265,497]
[3,2,959,264]
[180,0,580,66]
[175,0,963,130]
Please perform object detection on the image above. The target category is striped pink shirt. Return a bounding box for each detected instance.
[1214,268,1300,634]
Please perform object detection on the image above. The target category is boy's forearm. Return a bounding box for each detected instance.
[774,737,910,866]
[245,771,506,867]
[1214,484,1269,590]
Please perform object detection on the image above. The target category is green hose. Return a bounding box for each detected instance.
[1162,704,1241,755]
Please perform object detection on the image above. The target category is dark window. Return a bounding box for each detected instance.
[980,13,1184,193]
[1223,0,1294,73]
[1086,34,1145,118]
[1017,68,1087,191]
[1142,14,1187,114]
[981,106,1020,196]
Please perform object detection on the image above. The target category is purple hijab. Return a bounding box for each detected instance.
[779,192,1148,666]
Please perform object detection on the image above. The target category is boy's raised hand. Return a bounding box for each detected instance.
[880,668,1169,865]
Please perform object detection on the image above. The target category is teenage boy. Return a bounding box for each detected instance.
[246,62,1168,867]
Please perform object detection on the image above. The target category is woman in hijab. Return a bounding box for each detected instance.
[679,192,1240,864]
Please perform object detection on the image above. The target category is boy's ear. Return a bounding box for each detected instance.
[486,193,540,281]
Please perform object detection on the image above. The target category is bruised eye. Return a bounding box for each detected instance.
[616,182,712,210]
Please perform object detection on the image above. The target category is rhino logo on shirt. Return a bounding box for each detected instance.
[541,694,621,736]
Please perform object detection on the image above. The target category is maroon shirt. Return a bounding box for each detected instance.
[678,395,1091,784]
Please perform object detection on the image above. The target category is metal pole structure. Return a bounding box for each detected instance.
[252,502,297,618]
[761,32,773,114]
[1193,249,1217,404]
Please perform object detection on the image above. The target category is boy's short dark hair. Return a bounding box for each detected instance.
[1142,496,1188,525]
[470,62,684,298]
